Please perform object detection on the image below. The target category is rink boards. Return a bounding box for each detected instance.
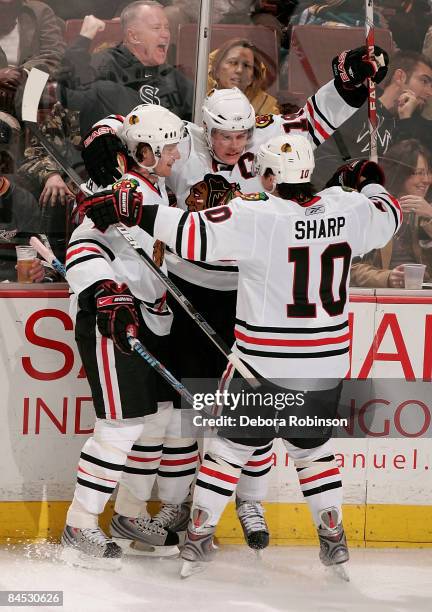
[1,285,432,545]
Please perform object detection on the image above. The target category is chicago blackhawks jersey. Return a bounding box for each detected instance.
[66,172,172,336]
[95,80,362,290]
[139,183,402,382]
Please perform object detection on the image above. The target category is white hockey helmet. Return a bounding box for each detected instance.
[202,88,255,152]
[254,134,315,184]
[119,104,186,170]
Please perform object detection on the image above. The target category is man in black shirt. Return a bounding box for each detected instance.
[61,1,193,133]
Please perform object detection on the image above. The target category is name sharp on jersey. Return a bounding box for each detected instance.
[294,216,346,240]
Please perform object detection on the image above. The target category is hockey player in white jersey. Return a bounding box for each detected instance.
[61,105,194,568]
[83,132,401,577]
[79,44,389,550]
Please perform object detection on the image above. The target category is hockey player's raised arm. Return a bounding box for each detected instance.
[256,46,389,150]
[325,159,402,256]
[353,183,402,255]
[140,198,258,263]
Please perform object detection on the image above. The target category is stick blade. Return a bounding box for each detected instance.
[21,68,49,122]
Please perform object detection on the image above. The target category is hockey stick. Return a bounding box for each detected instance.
[112,224,260,388]
[29,235,196,406]
[365,0,378,162]
[290,30,351,161]
[30,235,66,277]
[21,70,260,388]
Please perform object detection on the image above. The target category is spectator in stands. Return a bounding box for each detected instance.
[61,1,193,133]
[18,101,81,208]
[384,0,432,54]
[313,51,432,188]
[0,175,53,282]
[0,0,65,116]
[208,38,279,114]
[350,139,432,288]
[0,110,21,174]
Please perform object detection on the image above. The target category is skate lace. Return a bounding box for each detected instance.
[81,527,109,547]
[237,502,266,532]
[135,517,167,536]
[152,504,179,528]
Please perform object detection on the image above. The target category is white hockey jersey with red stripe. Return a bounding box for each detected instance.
[96,80,362,290]
[141,183,402,382]
[66,171,172,336]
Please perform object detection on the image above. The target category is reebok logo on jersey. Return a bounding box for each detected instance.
[305,205,325,216]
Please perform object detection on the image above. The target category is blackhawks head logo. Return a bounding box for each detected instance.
[112,178,139,191]
[186,174,240,211]
[239,192,269,202]
[255,114,274,129]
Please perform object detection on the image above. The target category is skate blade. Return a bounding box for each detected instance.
[330,563,350,582]
[180,559,205,579]
[112,537,179,558]
[60,545,121,571]
[254,549,264,561]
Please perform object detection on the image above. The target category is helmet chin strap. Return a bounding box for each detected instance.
[134,146,160,173]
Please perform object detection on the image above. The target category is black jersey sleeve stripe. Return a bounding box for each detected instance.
[182,260,239,273]
[138,205,158,236]
[235,318,349,334]
[66,254,106,271]
[307,120,321,147]
[176,211,189,256]
[371,195,400,233]
[199,215,207,260]
[311,95,336,131]
[236,345,350,359]
[68,239,115,260]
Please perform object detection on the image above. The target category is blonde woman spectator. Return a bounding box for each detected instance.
[208,38,279,115]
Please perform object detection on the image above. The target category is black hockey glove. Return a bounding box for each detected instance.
[83,180,143,231]
[332,45,389,89]
[82,125,130,187]
[325,159,385,191]
[95,280,140,355]
[185,173,240,211]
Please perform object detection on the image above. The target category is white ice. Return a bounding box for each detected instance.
[0,544,431,612]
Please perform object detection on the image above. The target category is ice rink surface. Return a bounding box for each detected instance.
[0,544,431,612]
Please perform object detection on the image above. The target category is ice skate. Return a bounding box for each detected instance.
[317,508,350,582]
[180,508,217,579]
[236,497,270,554]
[61,525,122,570]
[153,502,191,533]
[110,513,180,557]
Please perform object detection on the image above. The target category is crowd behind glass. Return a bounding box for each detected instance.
[1,0,432,288]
